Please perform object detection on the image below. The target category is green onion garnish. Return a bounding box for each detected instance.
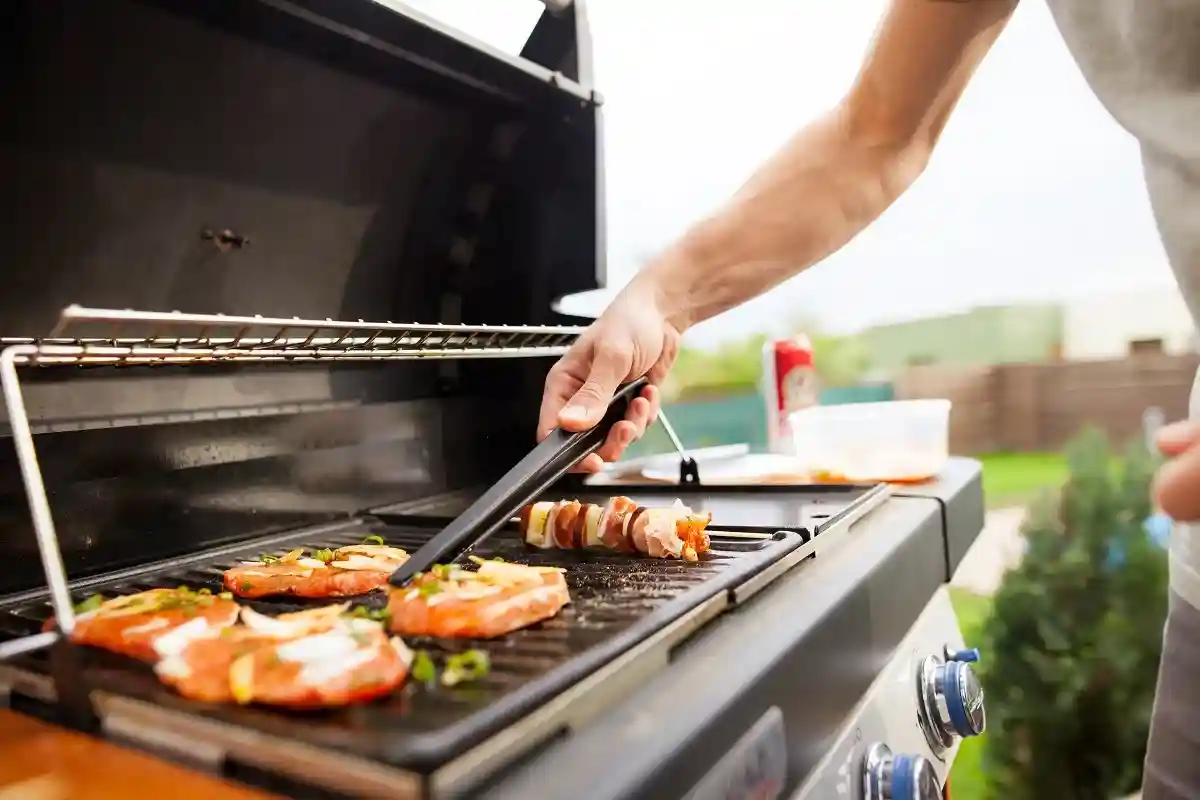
[411,650,437,686]
[348,606,389,623]
[361,535,385,546]
[74,595,104,614]
[442,649,490,687]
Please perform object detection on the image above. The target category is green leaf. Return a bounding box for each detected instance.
[73,594,104,614]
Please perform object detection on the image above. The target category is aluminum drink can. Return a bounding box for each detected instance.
[762,335,818,454]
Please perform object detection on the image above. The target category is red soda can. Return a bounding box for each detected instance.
[762,335,818,453]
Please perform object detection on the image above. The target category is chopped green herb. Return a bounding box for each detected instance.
[467,555,503,566]
[418,580,443,599]
[361,535,385,546]
[431,564,453,580]
[74,594,104,614]
[217,591,233,600]
[240,581,254,592]
[348,606,389,623]
[259,553,281,564]
[442,649,490,687]
[411,650,437,686]
[312,548,335,563]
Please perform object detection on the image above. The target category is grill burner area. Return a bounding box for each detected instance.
[0,520,803,781]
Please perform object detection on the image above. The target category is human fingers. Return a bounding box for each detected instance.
[641,384,661,428]
[537,359,584,441]
[558,341,631,431]
[1153,443,1200,522]
[1156,420,1200,457]
[592,420,641,464]
[575,453,606,473]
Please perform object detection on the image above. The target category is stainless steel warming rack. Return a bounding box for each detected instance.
[0,305,586,649]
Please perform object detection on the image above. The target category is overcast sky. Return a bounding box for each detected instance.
[399,0,1175,347]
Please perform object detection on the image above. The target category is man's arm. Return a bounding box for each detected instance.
[636,0,1020,332]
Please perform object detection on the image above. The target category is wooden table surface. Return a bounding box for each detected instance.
[0,710,277,800]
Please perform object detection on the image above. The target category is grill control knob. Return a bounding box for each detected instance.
[862,743,942,800]
[917,650,987,754]
[945,647,980,663]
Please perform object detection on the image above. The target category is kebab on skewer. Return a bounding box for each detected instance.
[518,497,712,561]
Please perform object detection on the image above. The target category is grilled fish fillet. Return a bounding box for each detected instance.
[223,544,409,599]
[154,605,411,708]
[45,587,240,662]
[388,559,570,639]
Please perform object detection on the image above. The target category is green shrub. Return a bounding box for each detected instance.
[981,428,1168,799]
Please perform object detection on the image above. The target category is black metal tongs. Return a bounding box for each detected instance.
[388,378,650,587]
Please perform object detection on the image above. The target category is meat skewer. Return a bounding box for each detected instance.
[223,541,410,599]
[517,497,713,561]
[153,604,412,708]
[388,557,570,639]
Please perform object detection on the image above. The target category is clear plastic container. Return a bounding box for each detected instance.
[788,399,951,483]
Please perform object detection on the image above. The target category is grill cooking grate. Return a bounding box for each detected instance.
[0,519,801,775]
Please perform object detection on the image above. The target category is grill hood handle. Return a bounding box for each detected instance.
[389,377,650,587]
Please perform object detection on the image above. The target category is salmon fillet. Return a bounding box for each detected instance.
[153,604,412,708]
[223,543,409,599]
[388,558,570,639]
[45,587,240,662]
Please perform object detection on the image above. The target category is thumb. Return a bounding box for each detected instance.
[559,344,630,431]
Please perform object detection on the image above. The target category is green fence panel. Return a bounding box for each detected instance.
[818,384,894,405]
[622,384,895,460]
[625,393,766,459]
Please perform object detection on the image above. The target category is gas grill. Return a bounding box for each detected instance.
[0,2,989,799]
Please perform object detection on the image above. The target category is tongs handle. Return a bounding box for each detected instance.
[389,378,650,586]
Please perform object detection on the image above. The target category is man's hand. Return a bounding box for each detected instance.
[1155,420,1200,521]
[537,283,679,473]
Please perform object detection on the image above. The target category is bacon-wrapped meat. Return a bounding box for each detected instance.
[153,604,411,708]
[388,558,570,639]
[45,587,240,662]
[519,497,712,561]
[223,542,409,599]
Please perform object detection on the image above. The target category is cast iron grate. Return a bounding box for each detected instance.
[0,519,800,772]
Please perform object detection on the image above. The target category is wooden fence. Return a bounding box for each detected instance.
[894,354,1200,454]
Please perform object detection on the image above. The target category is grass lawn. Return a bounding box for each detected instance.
[979,452,1068,509]
[947,587,994,799]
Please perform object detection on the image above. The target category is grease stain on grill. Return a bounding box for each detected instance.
[0,522,800,772]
